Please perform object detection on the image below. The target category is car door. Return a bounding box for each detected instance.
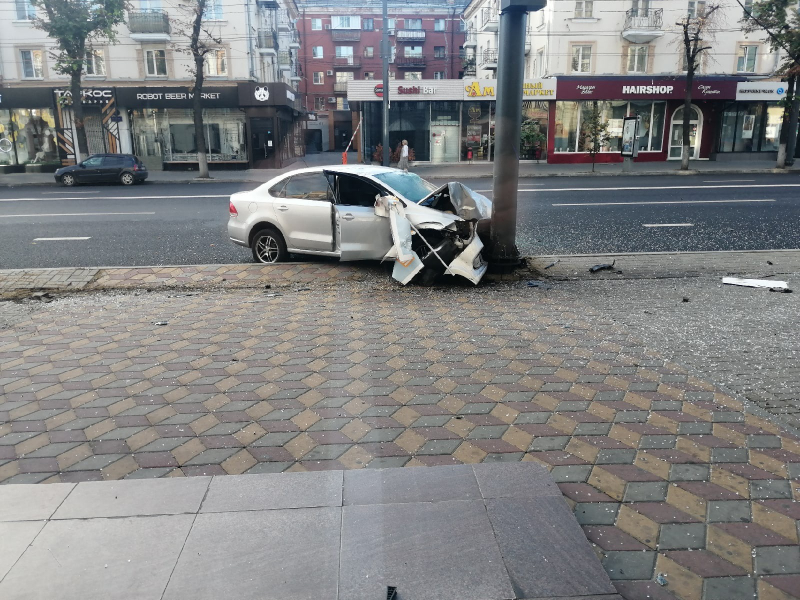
[77,156,104,182]
[330,172,393,261]
[272,172,335,252]
[99,156,124,182]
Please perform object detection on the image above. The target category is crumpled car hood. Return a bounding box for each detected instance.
[418,182,492,221]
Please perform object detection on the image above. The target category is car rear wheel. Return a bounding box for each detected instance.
[252,228,288,264]
[61,173,76,187]
[120,172,135,186]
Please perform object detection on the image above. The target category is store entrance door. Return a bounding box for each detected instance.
[250,117,275,169]
[431,124,459,163]
[668,105,702,160]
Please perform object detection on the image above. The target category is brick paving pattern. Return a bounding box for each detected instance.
[1,283,799,600]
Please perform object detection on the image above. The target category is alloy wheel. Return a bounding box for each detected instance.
[255,235,280,263]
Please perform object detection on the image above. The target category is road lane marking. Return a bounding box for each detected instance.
[702,179,755,183]
[41,191,101,194]
[0,212,156,218]
[482,184,800,193]
[0,195,229,202]
[552,199,775,206]
[33,237,91,241]
[643,223,694,227]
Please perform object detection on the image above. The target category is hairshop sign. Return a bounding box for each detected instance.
[557,78,738,100]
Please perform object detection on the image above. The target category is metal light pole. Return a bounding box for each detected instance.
[489,0,545,267]
[382,0,390,166]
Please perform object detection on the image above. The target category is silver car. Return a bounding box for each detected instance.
[228,165,492,285]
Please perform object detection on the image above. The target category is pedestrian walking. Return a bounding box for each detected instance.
[398,140,409,172]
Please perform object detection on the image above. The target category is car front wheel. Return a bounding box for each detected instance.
[120,172,135,186]
[61,173,76,187]
[252,228,288,264]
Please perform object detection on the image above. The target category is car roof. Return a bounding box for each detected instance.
[273,165,400,178]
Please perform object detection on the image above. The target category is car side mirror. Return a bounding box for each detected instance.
[79,163,86,168]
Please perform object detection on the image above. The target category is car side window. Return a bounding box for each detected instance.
[83,157,103,167]
[102,156,125,168]
[281,173,331,201]
[336,175,382,207]
[268,180,287,197]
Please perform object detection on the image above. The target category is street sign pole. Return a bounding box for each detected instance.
[382,0,390,167]
[489,0,545,269]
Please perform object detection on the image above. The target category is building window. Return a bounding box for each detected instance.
[737,45,757,72]
[203,0,223,20]
[311,18,322,30]
[15,0,35,20]
[627,46,647,73]
[575,1,593,18]
[742,0,753,16]
[337,97,349,110]
[145,49,167,76]
[405,18,422,29]
[386,18,396,31]
[314,96,326,110]
[434,18,445,31]
[459,20,466,31]
[364,72,374,80]
[434,71,445,79]
[404,72,422,80]
[85,49,105,76]
[205,49,227,76]
[687,0,705,17]
[632,0,650,16]
[571,45,591,73]
[434,46,445,58]
[332,15,360,29]
[364,46,374,58]
[20,49,43,78]
[336,46,354,64]
[389,70,395,80]
[312,46,323,58]
[313,71,324,84]
[405,46,422,57]
[363,18,374,30]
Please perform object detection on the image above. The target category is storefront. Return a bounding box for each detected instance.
[0,87,58,173]
[237,82,305,170]
[552,77,740,163]
[348,78,556,164]
[716,82,787,158]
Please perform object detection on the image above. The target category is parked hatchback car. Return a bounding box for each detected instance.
[55,154,148,186]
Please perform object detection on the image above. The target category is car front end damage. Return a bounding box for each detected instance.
[376,182,492,286]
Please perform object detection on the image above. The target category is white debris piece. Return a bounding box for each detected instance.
[722,277,788,290]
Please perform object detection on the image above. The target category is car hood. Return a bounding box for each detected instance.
[417,182,492,221]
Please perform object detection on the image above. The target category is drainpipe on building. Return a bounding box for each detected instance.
[246,0,256,80]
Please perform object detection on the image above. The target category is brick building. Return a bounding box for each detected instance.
[296,0,469,153]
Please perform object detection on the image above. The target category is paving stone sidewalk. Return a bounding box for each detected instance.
[1,282,800,600]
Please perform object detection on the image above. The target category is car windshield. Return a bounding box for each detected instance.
[372,171,438,203]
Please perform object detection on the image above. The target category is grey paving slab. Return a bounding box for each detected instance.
[200,470,343,513]
[486,497,617,599]
[0,515,193,600]
[472,462,560,499]
[344,464,481,506]
[339,499,514,600]
[0,521,45,579]
[0,483,75,522]
[53,477,211,519]
[163,507,341,600]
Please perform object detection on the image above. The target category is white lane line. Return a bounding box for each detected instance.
[702,179,755,183]
[0,212,156,218]
[483,184,800,193]
[643,223,694,228]
[33,237,91,241]
[475,189,543,193]
[0,194,229,202]
[552,199,775,207]
[41,191,101,195]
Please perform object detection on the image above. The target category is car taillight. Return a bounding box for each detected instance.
[229,202,238,217]
[133,164,139,171]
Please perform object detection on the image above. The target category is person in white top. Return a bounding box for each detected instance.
[398,139,409,172]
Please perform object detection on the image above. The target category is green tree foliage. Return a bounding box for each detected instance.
[31,0,127,159]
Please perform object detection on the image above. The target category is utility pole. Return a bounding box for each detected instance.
[489,0,544,268]
[382,0,390,166]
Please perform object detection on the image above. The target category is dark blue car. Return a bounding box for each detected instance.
[55,154,148,186]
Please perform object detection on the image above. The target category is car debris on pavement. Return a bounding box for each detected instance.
[722,276,790,292]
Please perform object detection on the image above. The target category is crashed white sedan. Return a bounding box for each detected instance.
[227,165,492,285]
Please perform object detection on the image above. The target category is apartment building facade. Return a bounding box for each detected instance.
[0,0,306,171]
[461,0,788,164]
[296,0,468,154]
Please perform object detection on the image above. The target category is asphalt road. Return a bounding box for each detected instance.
[0,173,798,269]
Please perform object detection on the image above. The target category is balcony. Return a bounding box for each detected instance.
[334,56,361,68]
[331,30,361,42]
[334,82,349,93]
[479,49,498,70]
[480,7,498,31]
[257,29,277,55]
[256,0,279,8]
[277,10,291,32]
[463,26,477,47]
[396,29,425,42]
[128,10,171,42]
[289,30,300,48]
[622,8,664,43]
[278,51,292,70]
[395,56,426,68]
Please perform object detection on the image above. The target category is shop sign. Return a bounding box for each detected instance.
[463,78,556,100]
[53,88,115,105]
[0,87,55,108]
[558,78,737,100]
[348,80,462,101]
[735,81,787,101]
[237,82,298,107]
[117,86,238,108]
[397,85,437,95]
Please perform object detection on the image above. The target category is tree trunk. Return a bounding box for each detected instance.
[777,75,796,169]
[193,54,210,179]
[681,68,693,171]
[70,71,89,162]
[786,94,799,167]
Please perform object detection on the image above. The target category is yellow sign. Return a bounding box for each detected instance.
[465,80,555,99]
[522,82,554,97]
[465,81,494,97]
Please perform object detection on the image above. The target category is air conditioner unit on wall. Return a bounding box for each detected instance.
[328,97,336,103]
[327,70,334,76]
